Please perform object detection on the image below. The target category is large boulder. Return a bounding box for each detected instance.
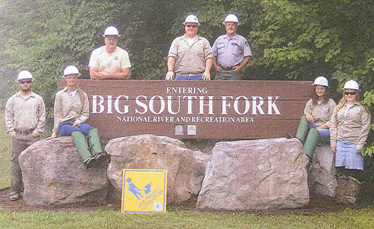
[105,134,210,204]
[308,144,337,198]
[19,137,109,206]
[197,138,309,210]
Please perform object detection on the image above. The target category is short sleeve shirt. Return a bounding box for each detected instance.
[89,46,131,73]
[168,35,213,75]
[212,34,252,68]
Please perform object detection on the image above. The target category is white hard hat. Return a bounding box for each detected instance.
[313,76,329,87]
[17,70,33,81]
[63,65,81,78]
[223,14,239,25]
[103,26,120,37]
[344,80,360,91]
[183,15,200,25]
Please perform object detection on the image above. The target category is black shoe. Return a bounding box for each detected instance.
[95,153,109,167]
[84,157,97,169]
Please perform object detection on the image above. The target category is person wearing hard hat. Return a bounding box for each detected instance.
[212,13,252,80]
[89,25,131,80]
[330,80,371,205]
[166,14,213,80]
[293,76,336,158]
[49,65,108,168]
[4,71,46,201]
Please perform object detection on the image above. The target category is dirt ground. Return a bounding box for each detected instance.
[1,183,373,214]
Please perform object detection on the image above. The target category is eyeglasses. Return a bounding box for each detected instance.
[186,25,198,28]
[344,92,357,96]
[19,81,32,84]
[105,36,118,41]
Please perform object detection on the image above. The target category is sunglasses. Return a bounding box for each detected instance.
[344,92,357,96]
[19,81,32,84]
[186,25,198,28]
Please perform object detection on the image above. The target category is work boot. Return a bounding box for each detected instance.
[345,176,362,204]
[9,193,20,201]
[336,175,349,204]
[295,115,309,143]
[303,128,320,158]
[10,161,22,200]
[88,128,109,166]
[71,131,96,168]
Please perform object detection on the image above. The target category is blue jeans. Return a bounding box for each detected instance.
[309,123,330,143]
[175,75,203,80]
[58,122,93,138]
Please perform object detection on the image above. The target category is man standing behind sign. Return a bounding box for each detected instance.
[165,14,213,81]
[89,25,131,80]
[5,71,45,201]
[212,14,252,80]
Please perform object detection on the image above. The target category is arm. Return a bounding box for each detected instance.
[32,97,46,136]
[165,57,176,80]
[213,57,222,71]
[203,58,213,80]
[329,107,338,152]
[51,94,62,138]
[356,108,371,152]
[233,56,251,72]
[90,67,130,80]
[74,93,90,125]
[304,100,314,122]
[4,98,16,137]
[325,99,337,128]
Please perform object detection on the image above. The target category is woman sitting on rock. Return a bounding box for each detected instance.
[49,65,108,168]
[330,80,371,204]
[295,76,336,158]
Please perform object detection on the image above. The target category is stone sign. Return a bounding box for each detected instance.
[57,80,312,139]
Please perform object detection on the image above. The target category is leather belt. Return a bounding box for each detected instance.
[220,66,234,71]
[178,73,202,77]
[15,129,34,135]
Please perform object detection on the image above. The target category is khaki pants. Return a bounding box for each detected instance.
[10,134,39,196]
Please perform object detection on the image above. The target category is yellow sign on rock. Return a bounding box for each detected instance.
[121,169,167,213]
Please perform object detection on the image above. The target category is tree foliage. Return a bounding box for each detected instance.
[1,0,374,167]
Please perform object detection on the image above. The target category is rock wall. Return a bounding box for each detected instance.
[308,144,337,198]
[105,134,210,204]
[19,137,109,206]
[197,138,309,210]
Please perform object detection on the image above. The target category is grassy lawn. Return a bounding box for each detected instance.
[0,112,11,189]
[1,111,374,228]
[0,207,373,229]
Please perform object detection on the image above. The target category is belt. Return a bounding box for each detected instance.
[15,129,34,135]
[220,66,234,71]
[178,73,202,77]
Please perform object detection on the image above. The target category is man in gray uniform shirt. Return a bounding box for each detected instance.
[212,14,252,80]
[5,71,45,201]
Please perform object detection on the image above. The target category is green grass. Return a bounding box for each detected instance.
[1,110,374,228]
[0,207,374,229]
[0,111,11,189]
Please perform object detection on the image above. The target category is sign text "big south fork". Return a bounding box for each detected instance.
[91,86,281,116]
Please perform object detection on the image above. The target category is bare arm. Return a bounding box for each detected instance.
[165,57,176,80]
[233,56,251,72]
[213,57,222,71]
[203,58,213,80]
[90,67,131,80]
